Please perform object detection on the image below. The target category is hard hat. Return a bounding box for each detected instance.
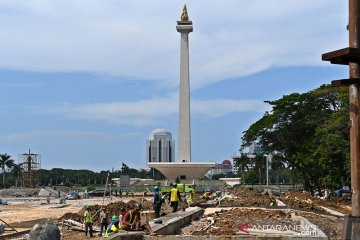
[154,186,159,191]
[134,202,142,210]
[112,215,118,221]
[85,205,90,209]
[173,183,177,188]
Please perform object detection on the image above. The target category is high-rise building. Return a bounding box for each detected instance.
[146,129,175,163]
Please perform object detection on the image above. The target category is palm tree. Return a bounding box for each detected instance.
[235,153,251,185]
[251,154,266,188]
[270,154,286,187]
[0,154,15,187]
[11,164,22,188]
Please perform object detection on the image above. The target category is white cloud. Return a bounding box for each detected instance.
[0,130,140,143]
[47,96,269,126]
[0,1,347,88]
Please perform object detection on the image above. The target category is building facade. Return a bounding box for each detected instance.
[232,143,263,174]
[146,129,175,163]
[210,160,233,175]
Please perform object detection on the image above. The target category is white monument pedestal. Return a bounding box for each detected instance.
[148,162,215,180]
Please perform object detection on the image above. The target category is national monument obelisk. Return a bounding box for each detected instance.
[147,6,215,180]
[177,5,192,163]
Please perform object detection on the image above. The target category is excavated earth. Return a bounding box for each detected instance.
[219,187,272,207]
[280,191,351,215]
[57,188,346,239]
[181,208,343,240]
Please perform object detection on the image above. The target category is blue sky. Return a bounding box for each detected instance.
[0,1,349,171]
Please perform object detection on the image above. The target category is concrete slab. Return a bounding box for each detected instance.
[319,206,345,217]
[149,207,204,235]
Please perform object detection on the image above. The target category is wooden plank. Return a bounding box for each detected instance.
[332,78,360,87]
[322,47,360,65]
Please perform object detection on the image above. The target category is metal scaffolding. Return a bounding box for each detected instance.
[19,149,41,188]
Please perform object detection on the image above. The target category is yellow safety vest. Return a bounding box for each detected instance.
[85,210,93,223]
[170,188,179,202]
[128,210,138,224]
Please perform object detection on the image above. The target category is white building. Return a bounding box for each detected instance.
[146,129,175,163]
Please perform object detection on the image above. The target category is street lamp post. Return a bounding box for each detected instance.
[264,154,272,193]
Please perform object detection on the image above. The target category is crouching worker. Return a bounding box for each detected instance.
[121,203,155,235]
[105,215,120,237]
[121,203,142,231]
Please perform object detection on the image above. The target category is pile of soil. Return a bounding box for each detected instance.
[281,192,349,214]
[182,208,296,236]
[219,187,272,207]
[312,198,351,215]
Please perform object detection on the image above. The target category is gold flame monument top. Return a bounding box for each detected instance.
[180,5,189,21]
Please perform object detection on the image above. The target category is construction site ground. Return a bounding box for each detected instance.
[0,187,351,240]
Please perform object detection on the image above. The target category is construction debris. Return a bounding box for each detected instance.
[62,219,100,232]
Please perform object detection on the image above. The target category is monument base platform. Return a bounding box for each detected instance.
[148,162,215,180]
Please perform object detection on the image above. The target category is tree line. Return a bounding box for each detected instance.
[0,156,165,188]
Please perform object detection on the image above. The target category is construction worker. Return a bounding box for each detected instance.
[105,215,120,237]
[121,203,142,231]
[98,209,108,236]
[121,203,154,234]
[83,205,94,237]
[118,208,127,229]
[153,186,162,218]
[170,183,182,212]
[202,191,211,201]
[186,189,195,207]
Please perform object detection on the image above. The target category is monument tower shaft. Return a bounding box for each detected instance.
[177,5,193,162]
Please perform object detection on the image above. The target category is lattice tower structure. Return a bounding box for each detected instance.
[19,150,41,188]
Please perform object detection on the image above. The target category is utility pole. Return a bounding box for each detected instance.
[322,1,360,239]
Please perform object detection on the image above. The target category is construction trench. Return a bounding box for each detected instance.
[0,187,349,239]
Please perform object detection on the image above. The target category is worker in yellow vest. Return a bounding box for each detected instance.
[170,183,182,212]
[83,205,94,237]
[186,189,195,207]
[121,203,142,231]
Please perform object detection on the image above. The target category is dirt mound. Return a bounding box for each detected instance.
[220,187,272,207]
[280,192,345,214]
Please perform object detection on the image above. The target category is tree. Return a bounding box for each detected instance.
[251,154,266,187]
[241,85,349,194]
[270,154,286,187]
[0,154,15,187]
[235,153,251,185]
[11,164,22,187]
